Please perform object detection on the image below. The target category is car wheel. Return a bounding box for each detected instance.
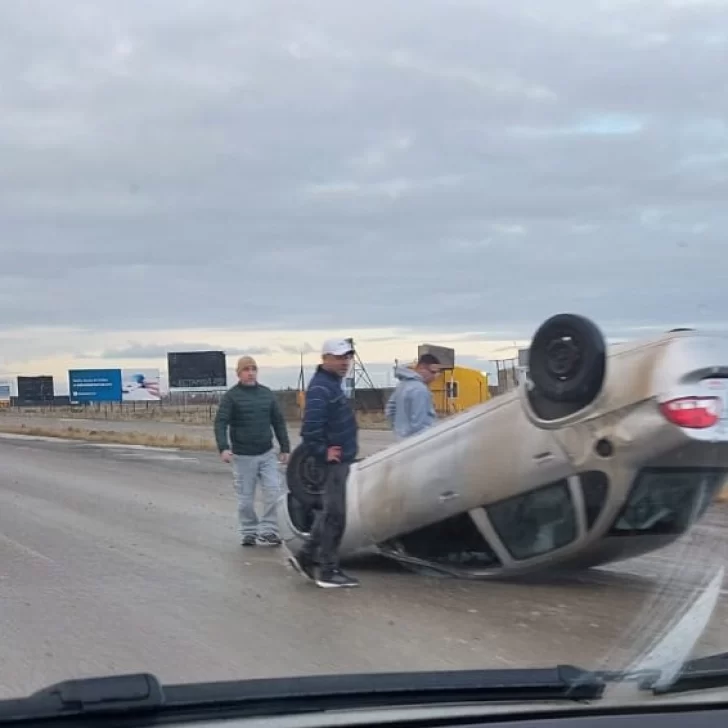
[286,492,316,535]
[286,443,327,509]
[529,313,606,404]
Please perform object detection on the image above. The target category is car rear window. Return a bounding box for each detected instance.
[608,467,726,536]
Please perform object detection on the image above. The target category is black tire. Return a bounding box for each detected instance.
[286,443,327,509]
[286,492,316,534]
[528,314,606,404]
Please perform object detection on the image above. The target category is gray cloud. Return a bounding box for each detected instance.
[278,343,317,356]
[98,343,276,359]
[1,0,727,344]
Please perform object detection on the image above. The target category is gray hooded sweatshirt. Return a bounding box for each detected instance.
[385,365,437,439]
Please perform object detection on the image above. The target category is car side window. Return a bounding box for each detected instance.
[487,479,577,560]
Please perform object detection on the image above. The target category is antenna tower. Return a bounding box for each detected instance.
[345,337,375,393]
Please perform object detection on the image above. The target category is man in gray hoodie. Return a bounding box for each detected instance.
[385,353,441,439]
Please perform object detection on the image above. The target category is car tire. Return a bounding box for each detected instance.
[528,313,606,405]
[286,492,316,535]
[286,443,327,509]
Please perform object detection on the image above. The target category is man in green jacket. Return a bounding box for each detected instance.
[214,355,291,547]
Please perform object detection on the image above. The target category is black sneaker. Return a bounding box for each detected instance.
[286,547,316,582]
[316,569,360,589]
[241,535,257,547]
[258,533,282,547]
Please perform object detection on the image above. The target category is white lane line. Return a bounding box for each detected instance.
[0,432,76,444]
[117,453,201,462]
[77,442,200,461]
[81,443,181,452]
[0,433,200,460]
[0,533,54,563]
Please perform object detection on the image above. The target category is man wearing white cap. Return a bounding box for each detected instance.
[287,338,360,588]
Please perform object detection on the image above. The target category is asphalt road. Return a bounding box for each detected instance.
[1,433,728,700]
[0,412,395,456]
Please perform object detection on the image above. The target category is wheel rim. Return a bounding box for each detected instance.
[296,453,327,498]
[544,332,582,380]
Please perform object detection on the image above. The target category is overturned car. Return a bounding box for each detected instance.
[278,314,728,579]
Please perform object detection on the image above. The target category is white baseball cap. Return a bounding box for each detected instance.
[321,338,354,356]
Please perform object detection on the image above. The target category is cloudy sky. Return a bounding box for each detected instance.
[1,0,727,392]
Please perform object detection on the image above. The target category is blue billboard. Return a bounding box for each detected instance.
[68,369,122,403]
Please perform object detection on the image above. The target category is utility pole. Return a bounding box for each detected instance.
[345,337,375,395]
[296,350,306,418]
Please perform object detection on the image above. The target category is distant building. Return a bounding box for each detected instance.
[428,365,491,414]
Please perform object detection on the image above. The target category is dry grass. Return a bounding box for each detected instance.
[1,405,391,429]
[5,404,229,425]
[354,411,391,430]
[0,418,390,450]
[0,423,217,451]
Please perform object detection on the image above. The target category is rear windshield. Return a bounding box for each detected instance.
[609,467,725,536]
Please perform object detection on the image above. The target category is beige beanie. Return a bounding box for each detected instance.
[236,355,258,371]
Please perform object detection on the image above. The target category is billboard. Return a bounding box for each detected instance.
[121,368,161,401]
[417,344,455,370]
[167,351,227,390]
[17,375,55,404]
[68,369,122,404]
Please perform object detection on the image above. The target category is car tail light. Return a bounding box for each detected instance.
[659,396,722,429]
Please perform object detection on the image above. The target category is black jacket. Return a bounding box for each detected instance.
[300,366,358,463]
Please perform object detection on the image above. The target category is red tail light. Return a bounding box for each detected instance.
[659,396,722,429]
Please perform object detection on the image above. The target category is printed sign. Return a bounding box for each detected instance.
[68,369,122,403]
[121,369,161,401]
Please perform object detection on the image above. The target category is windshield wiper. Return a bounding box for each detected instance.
[0,667,604,723]
[636,651,728,695]
[557,651,728,697]
[0,673,163,722]
[5,650,728,724]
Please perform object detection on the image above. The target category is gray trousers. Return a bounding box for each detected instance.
[232,449,281,537]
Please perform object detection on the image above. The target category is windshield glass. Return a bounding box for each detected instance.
[1,0,727,714]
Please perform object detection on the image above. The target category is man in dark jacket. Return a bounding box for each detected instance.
[287,338,360,588]
[214,356,291,547]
